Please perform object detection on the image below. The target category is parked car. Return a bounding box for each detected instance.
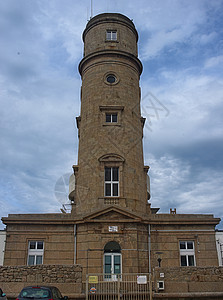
[16,286,68,300]
[0,288,7,300]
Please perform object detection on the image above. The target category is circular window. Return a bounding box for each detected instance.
[106,74,116,84]
[104,72,119,85]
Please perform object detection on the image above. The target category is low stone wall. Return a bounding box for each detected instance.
[2,265,223,300]
[0,265,83,299]
[154,266,223,298]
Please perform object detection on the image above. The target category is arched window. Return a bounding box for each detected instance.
[104,241,122,280]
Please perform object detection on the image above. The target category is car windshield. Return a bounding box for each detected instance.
[20,288,50,299]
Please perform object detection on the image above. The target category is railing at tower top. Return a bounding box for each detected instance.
[86,273,153,300]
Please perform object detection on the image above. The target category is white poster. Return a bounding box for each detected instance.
[137,275,147,284]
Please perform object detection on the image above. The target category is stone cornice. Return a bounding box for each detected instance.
[2,211,220,227]
[79,50,143,76]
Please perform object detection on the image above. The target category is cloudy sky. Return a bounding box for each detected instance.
[0,0,223,229]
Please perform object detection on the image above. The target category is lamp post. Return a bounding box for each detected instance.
[155,252,163,267]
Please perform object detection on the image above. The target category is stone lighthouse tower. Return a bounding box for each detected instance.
[2,13,221,295]
[69,13,151,276]
[72,13,149,215]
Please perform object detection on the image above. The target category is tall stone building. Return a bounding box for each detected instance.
[71,12,151,276]
[1,13,222,298]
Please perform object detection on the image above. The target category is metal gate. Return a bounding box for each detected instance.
[86,273,152,300]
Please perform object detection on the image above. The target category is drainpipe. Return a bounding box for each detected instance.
[148,224,151,273]
[74,224,77,265]
[148,224,152,300]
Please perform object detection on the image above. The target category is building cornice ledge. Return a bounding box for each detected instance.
[148,213,220,226]
[79,50,143,76]
[1,214,75,225]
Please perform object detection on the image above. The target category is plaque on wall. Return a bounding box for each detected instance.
[108,226,118,232]
[137,275,147,284]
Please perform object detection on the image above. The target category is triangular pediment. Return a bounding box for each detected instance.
[83,206,142,223]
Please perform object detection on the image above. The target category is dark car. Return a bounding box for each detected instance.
[16,286,68,300]
[0,288,7,300]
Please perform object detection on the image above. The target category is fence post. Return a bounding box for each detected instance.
[86,274,88,300]
[118,276,121,300]
[149,273,152,300]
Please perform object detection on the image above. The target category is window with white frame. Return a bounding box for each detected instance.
[106,30,117,41]
[179,241,195,266]
[106,113,117,123]
[99,105,123,127]
[27,241,44,265]
[105,167,119,197]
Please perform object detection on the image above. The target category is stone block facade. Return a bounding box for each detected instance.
[150,221,219,268]
[153,266,223,298]
[3,221,75,266]
[76,221,149,277]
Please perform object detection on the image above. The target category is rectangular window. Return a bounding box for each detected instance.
[105,255,112,275]
[27,241,44,266]
[105,167,119,197]
[106,113,117,123]
[179,241,195,266]
[106,30,117,41]
[114,255,121,274]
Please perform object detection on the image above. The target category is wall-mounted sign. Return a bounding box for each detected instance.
[108,226,118,232]
[137,275,147,284]
[89,287,97,294]
[89,276,98,284]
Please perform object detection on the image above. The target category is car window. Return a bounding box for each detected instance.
[20,288,50,298]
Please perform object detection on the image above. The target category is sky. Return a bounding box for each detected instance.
[0,0,223,229]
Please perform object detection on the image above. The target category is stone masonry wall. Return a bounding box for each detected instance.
[154,266,223,295]
[0,265,83,299]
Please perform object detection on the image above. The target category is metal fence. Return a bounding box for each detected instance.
[86,273,152,300]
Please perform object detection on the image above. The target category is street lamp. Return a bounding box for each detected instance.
[155,252,163,267]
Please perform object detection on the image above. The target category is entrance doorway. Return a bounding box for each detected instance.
[104,241,121,281]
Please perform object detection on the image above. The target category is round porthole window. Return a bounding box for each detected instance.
[104,73,119,85]
[106,74,116,84]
